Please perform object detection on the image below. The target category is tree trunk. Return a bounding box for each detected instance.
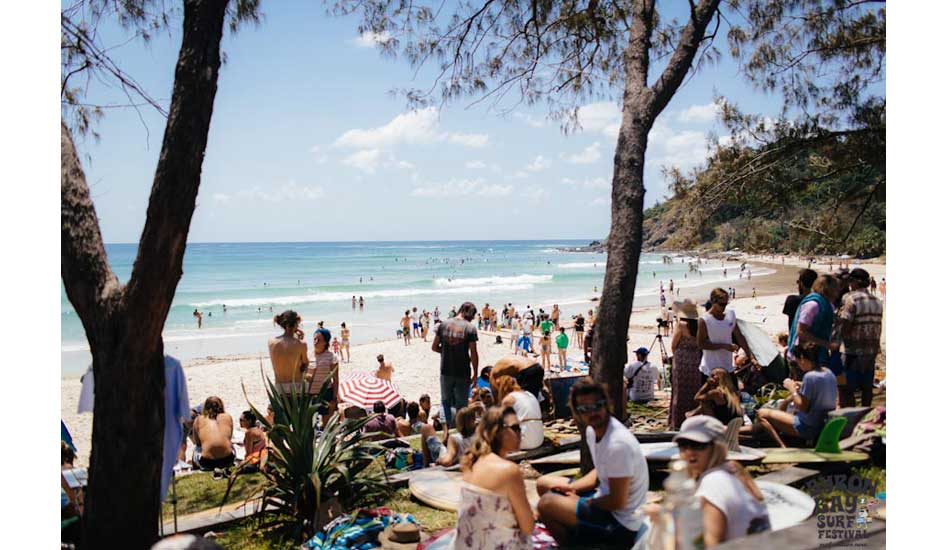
[60,2,230,547]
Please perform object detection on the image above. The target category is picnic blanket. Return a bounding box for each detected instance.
[418,524,557,550]
[304,508,418,550]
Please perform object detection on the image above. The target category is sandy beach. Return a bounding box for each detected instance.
[61,253,886,466]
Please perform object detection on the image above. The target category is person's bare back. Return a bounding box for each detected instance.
[194,413,234,459]
[268,334,308,385]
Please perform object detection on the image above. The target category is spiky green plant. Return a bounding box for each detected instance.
[224,367,392,542]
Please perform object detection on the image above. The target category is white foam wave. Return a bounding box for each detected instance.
[557,262,604,269]
[188,282,539,308]
[433,274,553,288]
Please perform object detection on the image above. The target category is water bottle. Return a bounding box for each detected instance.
[664,459,704,550]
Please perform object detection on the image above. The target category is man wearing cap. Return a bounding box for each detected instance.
[837,268,883,407]
[623,348,661,404]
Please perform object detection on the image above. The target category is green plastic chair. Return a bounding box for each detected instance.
[813,417,847,453]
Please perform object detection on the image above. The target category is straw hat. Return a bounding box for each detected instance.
[378,523,421,550]
[673,299,699,320]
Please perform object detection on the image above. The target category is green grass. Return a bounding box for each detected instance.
[210,516,296,550]
[162,471,268,517]
[382,488,456,533]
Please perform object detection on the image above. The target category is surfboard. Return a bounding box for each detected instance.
[759,447,869,464]
[528,442,766,466]
[756,481,816,530]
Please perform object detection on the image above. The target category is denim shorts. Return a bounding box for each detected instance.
[575,496,640,546]
[793,415,822,441]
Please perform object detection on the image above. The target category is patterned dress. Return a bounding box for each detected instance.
[453,482,532,550]
[669,330,704,430]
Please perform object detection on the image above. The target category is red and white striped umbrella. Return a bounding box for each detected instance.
[338,371,402,409]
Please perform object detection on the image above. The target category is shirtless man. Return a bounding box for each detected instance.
[267,310,309,396]
[192,396,235,471]
[340,322,351,363]
[376,354,394,381]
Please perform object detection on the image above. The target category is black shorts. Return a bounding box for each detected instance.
[194,451,235,471]
[574,496,641,546]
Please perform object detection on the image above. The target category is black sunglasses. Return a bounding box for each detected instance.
[504,423,521,433]
[575,400,606,414]
[676,439,711,451]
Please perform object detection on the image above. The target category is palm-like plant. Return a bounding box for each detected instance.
[225,367,391,542]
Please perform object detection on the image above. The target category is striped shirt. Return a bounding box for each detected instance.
[307,351,338,394]
[837,289,883,356]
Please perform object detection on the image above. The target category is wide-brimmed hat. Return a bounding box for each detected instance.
[378,523,421,550]
[674,415,726,444]
[673,299,699,320]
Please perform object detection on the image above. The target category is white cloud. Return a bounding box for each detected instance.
[233,181,325,202]
[334,107,488,150]
[646,121,710,170]
[678,102,719,123]
[563,176,611,190]
[447,133,489,148]
[387,159,415,170]
[578,102,621,138]
[465,160,487,169]
[342,149,383,174]
[590,197,610,206]
[349,30,392,48]
[411,178,511,198]
[525,155,551,172]
[561,142,602,164]
[521,185,548,202]
[212,193,230,203]
[513,112,547,128]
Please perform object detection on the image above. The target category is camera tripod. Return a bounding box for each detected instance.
[647,326,673,390]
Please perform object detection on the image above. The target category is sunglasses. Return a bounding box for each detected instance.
[504,423,521,433]
[676,439,711,451]
[575,400,607,414]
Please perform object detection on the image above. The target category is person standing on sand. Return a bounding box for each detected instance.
[411,307,421,338]
[551,304,561,328]
[482,303,492,331]
[401,310,414,344]
[837,269,883,407]
[782,269,818,332]
[352,296,356,309]
[340,322,351,363]
[510,317,521,349]
[556,327,569,368]
[573,313,585,349]
[359,296,365,310]
[669,279,674,295]
[698,288,758,383]
[422,310,431,341]
[193,308,203,329]
[869,276,877,294]
[432,301,480,428]
[660,290,667,310]
[268,310,309,395]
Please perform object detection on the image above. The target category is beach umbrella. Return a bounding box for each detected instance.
[338,371,402,409]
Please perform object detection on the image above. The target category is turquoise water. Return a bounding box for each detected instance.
[61,241,755,376]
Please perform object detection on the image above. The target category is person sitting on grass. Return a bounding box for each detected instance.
[535,378,649,547]
[364,400,398,439]
[420,405,480,467]
[239,410,268,472]
[191,396,235,472]
[453,405,534,549]
[419,393,444,431]
[396,401,426,437]
[687,367,743,426]
[756,343,838,447]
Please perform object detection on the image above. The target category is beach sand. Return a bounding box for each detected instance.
[61,254,886,467]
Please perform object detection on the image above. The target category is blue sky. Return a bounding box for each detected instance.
[72,1,788,243]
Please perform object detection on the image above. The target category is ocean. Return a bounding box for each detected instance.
[61,241,769,376]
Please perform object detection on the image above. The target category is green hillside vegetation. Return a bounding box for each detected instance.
[643,115,885,258]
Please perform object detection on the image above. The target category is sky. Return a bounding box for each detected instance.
[70,1,790,244]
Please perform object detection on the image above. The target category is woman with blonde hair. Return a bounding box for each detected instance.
[493,375,544,450]
[453,406,533,549]
[689,367,743,425]
[673,416,771,545]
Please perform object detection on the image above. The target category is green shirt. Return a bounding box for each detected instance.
[540,320,554,333]
[555,333,569,349]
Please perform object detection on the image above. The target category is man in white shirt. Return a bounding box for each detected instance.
[535,379,648,547]
[410,307,421,338]
[623,348,660,404]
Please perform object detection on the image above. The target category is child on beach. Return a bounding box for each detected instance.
[540,331,552,369]
[331,337,341,358]
[555,327,569,368]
